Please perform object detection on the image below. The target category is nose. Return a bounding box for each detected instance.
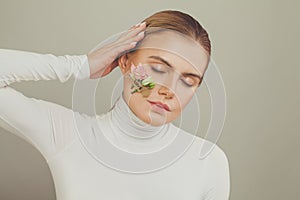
[156,70,179,99]
[158,85,175,99]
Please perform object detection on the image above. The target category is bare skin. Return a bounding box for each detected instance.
[86,23,209,126]
[87,22,147,79]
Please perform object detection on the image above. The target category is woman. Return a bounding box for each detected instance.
[0,10,230,199]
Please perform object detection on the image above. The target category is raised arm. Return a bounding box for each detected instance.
[0,49,91,161]
[0,22,147,161]
[0,48,90,88]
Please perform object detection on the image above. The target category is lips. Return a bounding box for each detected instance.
[147,100,171,111]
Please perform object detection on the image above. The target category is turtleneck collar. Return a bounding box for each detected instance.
[110,93,170,141]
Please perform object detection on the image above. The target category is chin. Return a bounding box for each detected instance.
[133,107,168,126]
[142,108,178,126]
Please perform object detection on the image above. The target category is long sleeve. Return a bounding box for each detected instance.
[0,48,91,161]
[0,48,90,87]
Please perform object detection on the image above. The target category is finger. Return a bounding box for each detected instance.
[106,30,145,62]
[128,23,140,31]
[127,22,147,37]
[122,31,145,46]
[117,22,144,39]
[115,30,145,48]
[119,42,137,54]
[116,29,145,46]
[118,22,146,41]
[109,42,138,61]
[99,31,143,60]
[128,21,145,31]
[94,42,138,79]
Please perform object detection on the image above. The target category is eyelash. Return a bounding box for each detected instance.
[151,66,166,74]
[150,66,195,87]
[181,78,194,87]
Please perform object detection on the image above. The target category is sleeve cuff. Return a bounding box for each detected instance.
[74,55,91,80]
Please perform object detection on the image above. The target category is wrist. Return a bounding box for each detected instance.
[74,55,91,80]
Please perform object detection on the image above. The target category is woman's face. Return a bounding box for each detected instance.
[118,30,209,126]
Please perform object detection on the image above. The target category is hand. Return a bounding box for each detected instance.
[87,22,146,79]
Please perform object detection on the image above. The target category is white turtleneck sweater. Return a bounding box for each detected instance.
[0,49,230,200]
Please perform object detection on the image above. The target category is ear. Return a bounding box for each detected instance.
[118,54,131,75]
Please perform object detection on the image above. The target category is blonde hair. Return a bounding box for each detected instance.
[140,10,211,56]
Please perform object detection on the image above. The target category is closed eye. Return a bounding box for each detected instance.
[151,66,167,73]
[180,77,195,87]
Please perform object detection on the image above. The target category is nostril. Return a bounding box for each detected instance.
[158,86,174,99]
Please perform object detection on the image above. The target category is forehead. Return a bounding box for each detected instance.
[135,30,209,76]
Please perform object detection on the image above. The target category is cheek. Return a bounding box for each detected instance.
[128,94,140,106]
[128,94,150,111]
[173,91,194,111]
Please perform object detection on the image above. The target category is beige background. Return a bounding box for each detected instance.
[0,0,299,199]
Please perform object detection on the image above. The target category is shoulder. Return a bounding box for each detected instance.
[193,134,230,172]
[169,123,229,169]
[190,135,230,199]
[170,124,231,197]
[200,138,229,167]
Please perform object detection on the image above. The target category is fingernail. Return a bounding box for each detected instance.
[135,22,141,27]
[130,41,137,46]
[138,31,144,36]
[140,22,146,26]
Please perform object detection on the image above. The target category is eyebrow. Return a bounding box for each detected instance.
[148,55,203,81]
